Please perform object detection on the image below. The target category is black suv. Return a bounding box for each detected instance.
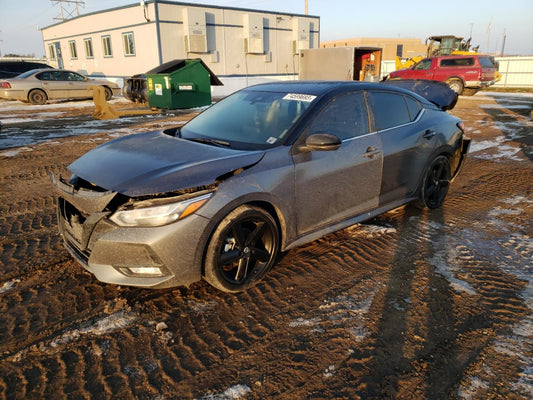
[0,61,54,79]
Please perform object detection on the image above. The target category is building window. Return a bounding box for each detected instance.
[102,35,113,57]
[84,38,94,58]
[68,40,78,59]
[122,32,135,56]
[396,44,403,57]
[48,44,56,60]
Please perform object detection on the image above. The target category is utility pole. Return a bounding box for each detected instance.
[501,29,506,56]
[51,0,85,22]
[485,18,492,53]
[305,0,308,15]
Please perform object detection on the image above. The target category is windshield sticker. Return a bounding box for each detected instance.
[283,93,316,102]
[266,137,277,144]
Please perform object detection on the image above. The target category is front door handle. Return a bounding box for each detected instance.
[423,129,436,139]
[363,147,381,159]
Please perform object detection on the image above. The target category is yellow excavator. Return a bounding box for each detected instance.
[395,35,480,70]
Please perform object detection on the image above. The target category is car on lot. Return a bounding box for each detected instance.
[0,69,121,104]
[387,54,498,95]
[0,60,54,79]
[51,81,470,292]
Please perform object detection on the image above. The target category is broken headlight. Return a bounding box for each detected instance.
[110,193,212,227]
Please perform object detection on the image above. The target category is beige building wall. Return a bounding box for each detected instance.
[41,2,320,80]
[321,37,427,60]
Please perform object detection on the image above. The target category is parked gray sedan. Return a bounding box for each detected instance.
[0,68,120,104]
[51,81,470,292]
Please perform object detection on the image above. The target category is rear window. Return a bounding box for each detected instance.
[478,57,495,68]
[440,58,475,67]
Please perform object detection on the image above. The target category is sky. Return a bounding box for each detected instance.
[1,0,532,57]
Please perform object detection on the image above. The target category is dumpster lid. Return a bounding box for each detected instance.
[146,59,223,86]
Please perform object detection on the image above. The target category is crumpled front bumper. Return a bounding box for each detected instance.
[50,174,209,289]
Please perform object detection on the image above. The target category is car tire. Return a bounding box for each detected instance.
[446,79,464,95]
[104,86,113,101]
[204,205,279,293]
[28,89,47,105]
[462,88,479,96]
[417,155,451,209]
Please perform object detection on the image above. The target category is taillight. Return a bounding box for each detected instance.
[457,122,465,132]
[0,82,11,89]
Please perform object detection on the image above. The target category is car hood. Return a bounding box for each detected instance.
[382,79,458,110]
[68,130,265,197]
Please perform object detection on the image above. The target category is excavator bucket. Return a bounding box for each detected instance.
[90,85,119,120]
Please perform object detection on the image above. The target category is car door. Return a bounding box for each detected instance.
[63,71,91,99]
[292,92,383,234]
[37,70,70,99]
[366,90,437,206]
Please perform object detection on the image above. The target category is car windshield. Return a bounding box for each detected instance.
[180,90,315,149]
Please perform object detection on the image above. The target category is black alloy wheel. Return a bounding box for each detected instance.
[418,155,451,209]
[204,205,279,292]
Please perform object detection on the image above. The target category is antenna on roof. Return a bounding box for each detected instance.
[51,0,85,22]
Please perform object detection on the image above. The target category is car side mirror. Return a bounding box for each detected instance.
[300,133,342,152]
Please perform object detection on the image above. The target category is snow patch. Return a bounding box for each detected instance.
[345,223,397,238]
[290,290,377,341]
[458,376,489,399]
[0,279,20,294]
[188,300,218,314]
[429,247,477,296]
[197,384,252,400]
[324,365,336,378]
[49,309,136,348]
[289,317,321,328]
[0,147,33,157]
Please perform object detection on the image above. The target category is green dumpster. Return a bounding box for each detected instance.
[146,59,222,109]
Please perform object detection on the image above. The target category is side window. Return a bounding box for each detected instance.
[368,92,411,130]
[478,57,495,68]
[404,96,421,121]
[37,72,51,81]
[413,59,432,70]
[308,92,369,140]
[38,71,63,81]
[65,72,84,81]
[440,58,474,67]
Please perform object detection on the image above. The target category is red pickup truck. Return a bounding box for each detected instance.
[387,55,498,95]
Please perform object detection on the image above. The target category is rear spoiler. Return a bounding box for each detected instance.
[381,79,458,111]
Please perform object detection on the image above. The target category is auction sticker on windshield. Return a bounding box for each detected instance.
[283,93,317,102]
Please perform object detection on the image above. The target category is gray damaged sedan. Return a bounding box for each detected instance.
[51,81,470,292]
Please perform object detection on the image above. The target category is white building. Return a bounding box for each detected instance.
[41,1,320,93]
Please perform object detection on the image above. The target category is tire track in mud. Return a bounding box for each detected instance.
[2,158,532,398]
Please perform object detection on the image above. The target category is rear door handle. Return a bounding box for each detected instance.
[423,129,436,139]
[363,147,381,158]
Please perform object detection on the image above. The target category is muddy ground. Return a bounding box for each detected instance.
[0,93,532,400]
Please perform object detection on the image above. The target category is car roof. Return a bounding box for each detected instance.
[245,80,429,100]
[245,81,416,96]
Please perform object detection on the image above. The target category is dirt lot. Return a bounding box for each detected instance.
[0,93,532,400]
